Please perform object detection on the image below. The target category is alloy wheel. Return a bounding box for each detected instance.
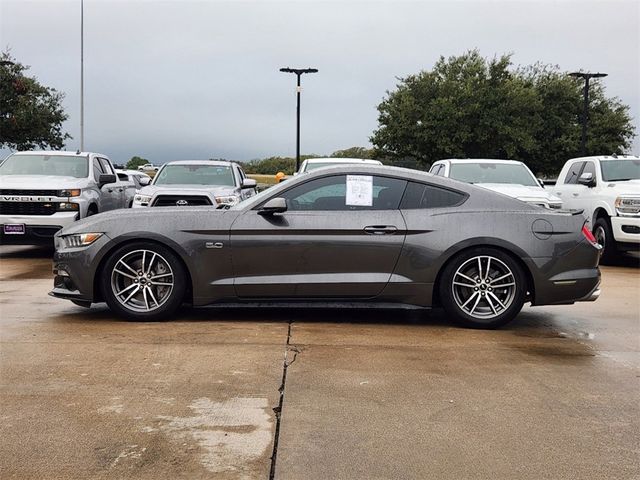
[594,225,606,249]
[451,255,517,319]
[110,249,174,312]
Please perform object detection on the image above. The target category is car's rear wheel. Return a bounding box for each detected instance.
[439,248,527,329]
[101,242,186,320]
[593,217,618,264]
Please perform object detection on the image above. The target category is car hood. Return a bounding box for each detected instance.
[604,179,640,196]
[0,175,93,190]
[475,183,561,202]
[58,205,232,236]
[139,184,237,196]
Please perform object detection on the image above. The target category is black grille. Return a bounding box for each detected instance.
[0,202,57,215]
[151,195,212,207]
[0,189,58,196]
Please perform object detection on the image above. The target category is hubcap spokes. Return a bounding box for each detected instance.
[111,249,174,312]
[452,256,516,319]
[595,226,605,248]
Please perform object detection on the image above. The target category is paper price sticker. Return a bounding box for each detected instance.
[346,175,373,206]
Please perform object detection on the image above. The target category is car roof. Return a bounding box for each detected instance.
[437,159,525,165]
[11,150,99,157]
[304,158,383,164]
[567,155,640,162]
[162,160,238,167]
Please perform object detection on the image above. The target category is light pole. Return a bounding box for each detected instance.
[279,67,318,172]
[569,71,608,156]
[80,0,84,151]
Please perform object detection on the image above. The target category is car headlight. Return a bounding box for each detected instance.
[57,202,79,211]
[59,189,81,197]
[615,196,640,216]
[134,194,152,205]
[61,233,103,248]
[215,195,240,206]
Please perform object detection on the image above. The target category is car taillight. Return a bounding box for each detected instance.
[582,224,598,245]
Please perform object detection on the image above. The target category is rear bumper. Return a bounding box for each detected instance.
[0,213,78,245]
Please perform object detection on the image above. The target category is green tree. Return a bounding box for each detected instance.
[330,146,375,159]
[0,52,71,150]
[243,155,320,175]
[126,156,150,170]
[371,50,635,175]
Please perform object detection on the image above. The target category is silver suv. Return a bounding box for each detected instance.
[133,160,257,208]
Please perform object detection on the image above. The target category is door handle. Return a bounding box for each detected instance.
[364,225,398,235]
[572,193,579,197]
[118,188,123,192]
[107,189,113,193]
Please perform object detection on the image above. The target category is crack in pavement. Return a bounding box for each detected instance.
[268,320,302,480]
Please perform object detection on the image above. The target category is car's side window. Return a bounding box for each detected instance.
[564,162,584,184]
[400,181,467,209]
[98,158,114,175]
[581,161,596,183]
[92,158,105,182]
[117,173,129,182]
[429,164,440,174]
[280,175,407,211]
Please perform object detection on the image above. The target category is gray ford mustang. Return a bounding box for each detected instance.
[50,165,601,328]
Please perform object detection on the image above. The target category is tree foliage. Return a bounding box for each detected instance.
[125,156,150,170]
[243,155,319,175]
[371,50,635,175]
[0,51,71,151]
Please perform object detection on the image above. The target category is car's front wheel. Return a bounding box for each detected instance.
[439,248,527,329]
[101,242,186,320]
[593,217,618,264]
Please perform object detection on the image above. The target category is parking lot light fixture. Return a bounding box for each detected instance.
[568,71,608,156]
[279,67,319,172]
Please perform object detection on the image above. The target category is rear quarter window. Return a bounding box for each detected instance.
[400,181,467,209]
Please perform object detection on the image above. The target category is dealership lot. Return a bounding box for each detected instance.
[0,245,638,479]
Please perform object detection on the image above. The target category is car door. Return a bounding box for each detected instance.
[230,173,408,298]
[236,166,255,201]
[554,161,585,210]
[96,158,123,210]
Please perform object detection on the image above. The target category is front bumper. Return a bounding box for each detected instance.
[611,216,640,244]
[0,212,78,245]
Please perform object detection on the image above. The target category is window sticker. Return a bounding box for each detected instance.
[346,175,373,206]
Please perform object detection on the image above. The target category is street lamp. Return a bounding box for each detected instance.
[569,71,608,156]
[279,67,318,172]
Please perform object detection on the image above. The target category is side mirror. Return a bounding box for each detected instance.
[577,172,596,187]
[99,173,117,187]
[258,197,287,215]
[139,176,151,186]
[241,178,257,189]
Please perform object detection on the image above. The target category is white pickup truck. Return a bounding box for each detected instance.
[0,151,133,245]
[552,155,640,262]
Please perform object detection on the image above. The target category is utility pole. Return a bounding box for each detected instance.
[80,0,85,151]
[279,67,318,172]
[569,71,608,156]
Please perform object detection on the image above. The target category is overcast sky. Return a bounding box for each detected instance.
[1,0,638,164]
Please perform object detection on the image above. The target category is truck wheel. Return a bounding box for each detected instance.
[100,242,186,321]
[439,247,527,329]
[593,217,618,264]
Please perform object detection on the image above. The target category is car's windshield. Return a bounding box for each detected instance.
[600,159,640,182]
[152,165,236,186]
[448,162,538,187]
[0,154,89,178]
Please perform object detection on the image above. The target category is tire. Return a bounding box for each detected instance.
[439,247,527,329]
[593,217,618,265]
[100,242,187,321]
[86,205,98,217]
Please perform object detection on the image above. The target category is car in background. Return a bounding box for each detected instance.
[552,155,640,263]
[296,158,383,175]
[51,165,601,328]
[115,170,151,207]
[132,160,257,208]
[0,150,129,244]
[137,163,159,173]
[429,159,563,210]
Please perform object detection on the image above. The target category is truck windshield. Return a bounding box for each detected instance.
[0,154,89,178]
[152,165,236,186]
[600,160,640,181]
[448,163,539,187]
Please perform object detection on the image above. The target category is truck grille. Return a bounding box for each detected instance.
[0,189,58,196]
[0,202,57,216]
[151,195,213,207]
